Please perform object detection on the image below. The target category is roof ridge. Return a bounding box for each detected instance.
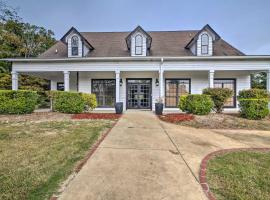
[80,30,199,34]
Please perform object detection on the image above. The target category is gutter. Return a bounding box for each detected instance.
[2,55,270,63]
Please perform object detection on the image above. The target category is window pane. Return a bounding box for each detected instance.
[72,47,78,56]
[201,34,209,45]
[165,79,190,107]
[135,35,142,46]
[214,79,236,107]
[201,45,208,54]
[57,82,64,91]
[92,80,116,107]
[135,46,142,55]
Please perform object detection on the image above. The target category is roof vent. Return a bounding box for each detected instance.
[55,49,58,54]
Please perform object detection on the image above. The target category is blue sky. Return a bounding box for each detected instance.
[7,0,270,55]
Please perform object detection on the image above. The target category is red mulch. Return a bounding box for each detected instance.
[72,113,121,120]
[159,113,194,123]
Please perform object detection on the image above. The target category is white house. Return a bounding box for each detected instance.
[6,25,270,112]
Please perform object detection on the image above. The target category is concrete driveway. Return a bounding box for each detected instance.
[59,111,270,200]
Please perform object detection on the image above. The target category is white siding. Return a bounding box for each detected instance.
[131,32,147,56]
[197,31,213,56]
[47,70,252,111]
[66,33,83,57]
[50,72,77,91]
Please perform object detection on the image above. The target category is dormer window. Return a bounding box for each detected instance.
[125,26,152,57]
[61,27,94,58]
[201,34,209,55]
[71,36,79,56]
[135,35,143,55]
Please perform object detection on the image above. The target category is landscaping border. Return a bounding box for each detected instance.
[199,148,270,200]
[50,117,121,200]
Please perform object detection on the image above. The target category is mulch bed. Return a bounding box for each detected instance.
[72,113,122,120]
[158,113,194,123]
[199,148,270,200]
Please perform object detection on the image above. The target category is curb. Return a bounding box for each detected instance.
[199,148,270,200]
[50,117,120,200]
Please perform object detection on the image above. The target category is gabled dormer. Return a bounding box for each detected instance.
[61,27,94,58]
[126,26,152,56]
[185,24,220,56]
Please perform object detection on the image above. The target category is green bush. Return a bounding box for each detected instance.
[238,89,269,99]
[180,94,213,115]
[81,93,97,111]
[203,88,233,113]
[239,99,269,120]
[178,95,188,112]
[50,91,84,114]
[238,89,269,120]
[0,90,38,114]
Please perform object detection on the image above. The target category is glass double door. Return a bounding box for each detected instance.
[127,79,152,109]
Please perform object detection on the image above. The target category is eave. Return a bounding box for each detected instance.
[3,56,270,63]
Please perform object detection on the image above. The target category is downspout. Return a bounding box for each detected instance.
[159,57,164,99]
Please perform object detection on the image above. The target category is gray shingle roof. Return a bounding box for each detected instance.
[39,30,244,58]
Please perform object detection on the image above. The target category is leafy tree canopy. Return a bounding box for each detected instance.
[0,1,56,107]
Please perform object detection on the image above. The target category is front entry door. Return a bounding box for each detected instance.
[127,79,152,109]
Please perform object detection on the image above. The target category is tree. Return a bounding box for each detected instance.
[0,1,56,107]
[251,72,266,89]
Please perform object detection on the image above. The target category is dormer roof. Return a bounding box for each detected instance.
[125,26,152,50]
[185,24,221,49]
[60,27,94,50]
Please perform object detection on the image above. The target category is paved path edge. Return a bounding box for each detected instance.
[50,118,121,200]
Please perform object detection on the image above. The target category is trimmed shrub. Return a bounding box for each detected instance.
[239,99,269,120]
[0,90,38,114]
[50,91,84,114]
[238,89,269,99]
[180,94,213,115]
[238,89,269,120]
[203,88,233,113]
[81,93,97,111]
[178,95,188,112]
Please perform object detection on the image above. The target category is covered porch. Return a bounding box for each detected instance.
[11,68,268,112]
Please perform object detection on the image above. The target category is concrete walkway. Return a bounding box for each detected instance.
[59,111,270,200]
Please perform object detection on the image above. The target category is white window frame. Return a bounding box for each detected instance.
[135,35,143,55]
[201,34,209,55]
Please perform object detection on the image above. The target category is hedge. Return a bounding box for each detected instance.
[81,93,97,111]
[0,90,38,114]
[238,89,269,120]
[203,88,233,113]
[239,99,269,120]
[50,91,85,114]
[179,94,213,115]
[49,91,98,114]
[238,89,269,99]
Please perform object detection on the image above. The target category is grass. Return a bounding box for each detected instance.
[0,119,114,200]
[207,151,270,200]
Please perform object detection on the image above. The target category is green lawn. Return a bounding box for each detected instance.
[207,151,270,200]
[0,119,114,200]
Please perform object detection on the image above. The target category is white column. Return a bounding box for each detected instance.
[50,80,57,91]
[115,70,120,102]
[11,71,18,90]
[267,70,270,92]
[63,71,70,91]
[208,70,215,88]
[159,69,164,99]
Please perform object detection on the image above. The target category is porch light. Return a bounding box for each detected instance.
[120,78,123,86]
[155,78,159,86]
